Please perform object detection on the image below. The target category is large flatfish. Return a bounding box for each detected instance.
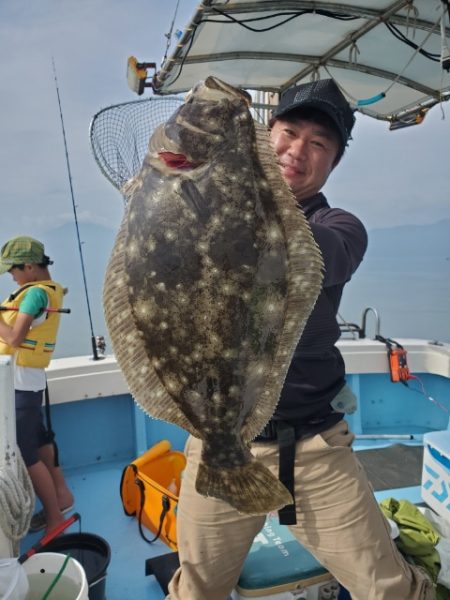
[103,76,323,514]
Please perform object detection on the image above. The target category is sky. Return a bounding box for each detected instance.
[0,1,449,356]
[0,0,449,244]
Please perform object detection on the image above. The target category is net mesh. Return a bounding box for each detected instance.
[89,95,271,195]
[89,96,184,192]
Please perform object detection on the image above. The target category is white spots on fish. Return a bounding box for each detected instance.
[160,321,169,331]
[241,265,253,273]
[255,364,265,376]
[228,385,240,398]
[216,452,229,462]
[135,299,155,319]
[165,377,181,394]
[285,319,296,331]
[243,211,254,223]
[125,333,136,344]
[127,240,140,258]
[291,274,305,285]
[114,275,126,287]
[196,241,209,254]
[209,333,220,346]
[146,237,157,253]
[169,346,178,356]
[191,350,202,362]
[236,111,250,123]
[216,183,230,195]
[175,291,189,306]
[202,256,213,267]
[212,392,222,404]
[164,229,177,242]
[268,225,282,242]
[152,358,162,369]
[156,282,166,292]
[223,348,236,360]
[220,282,236,296]
[144,194,153,209]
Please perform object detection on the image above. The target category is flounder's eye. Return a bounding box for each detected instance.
[158,151,200,170]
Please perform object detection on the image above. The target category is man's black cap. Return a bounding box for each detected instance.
[272,79,355,149]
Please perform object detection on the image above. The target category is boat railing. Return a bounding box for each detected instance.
[339,306,381,340]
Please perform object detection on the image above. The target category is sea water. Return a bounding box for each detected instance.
[340,254,450,344]
[26,573,81,600]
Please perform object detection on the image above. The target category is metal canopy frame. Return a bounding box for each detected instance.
[146,0,450,125]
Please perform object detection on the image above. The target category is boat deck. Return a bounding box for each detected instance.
[20,443,425,600]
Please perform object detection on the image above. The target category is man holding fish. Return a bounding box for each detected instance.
[165,80,434,599]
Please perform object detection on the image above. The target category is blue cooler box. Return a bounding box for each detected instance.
[231,515,337,599]
[422,430,450,522]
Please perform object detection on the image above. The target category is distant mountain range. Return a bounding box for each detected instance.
[0,218,448,358]
[367,219,450,259]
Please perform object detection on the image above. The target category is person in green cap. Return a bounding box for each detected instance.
[0,236,74,535]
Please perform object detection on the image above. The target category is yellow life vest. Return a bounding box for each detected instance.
[0,280,64,368]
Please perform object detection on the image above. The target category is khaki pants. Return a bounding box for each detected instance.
[167,420,434,600]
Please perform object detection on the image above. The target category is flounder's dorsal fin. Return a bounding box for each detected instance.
[241,123,324,443]
[103,206,199,436]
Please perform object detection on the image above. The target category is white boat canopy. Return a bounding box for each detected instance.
[131,0,450,127]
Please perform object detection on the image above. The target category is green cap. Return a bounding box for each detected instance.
[0,236,47,274]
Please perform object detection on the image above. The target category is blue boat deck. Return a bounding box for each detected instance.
[20,442,425,600]
[21,458,174,600]
[18,358,450,599]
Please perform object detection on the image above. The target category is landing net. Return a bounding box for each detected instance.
[89,96,184,193]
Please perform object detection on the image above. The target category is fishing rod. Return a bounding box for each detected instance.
[0,307,71,314]
[52,58,102,360]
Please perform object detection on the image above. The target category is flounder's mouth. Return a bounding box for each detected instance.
[158,151,201,171]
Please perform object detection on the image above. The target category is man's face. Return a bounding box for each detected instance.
[269,118,340,202]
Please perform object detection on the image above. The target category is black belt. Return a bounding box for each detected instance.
[277,421,297,525]
[254,417,326,442]
[254,420,305,525]
[254,417,329,526]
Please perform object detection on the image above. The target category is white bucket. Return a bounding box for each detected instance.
[0,558,29,600]
[23,552,88,600]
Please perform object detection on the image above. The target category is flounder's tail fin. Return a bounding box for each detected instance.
[195,458,293,515]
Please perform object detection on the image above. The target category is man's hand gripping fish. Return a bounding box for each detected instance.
[103,76,323,514]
